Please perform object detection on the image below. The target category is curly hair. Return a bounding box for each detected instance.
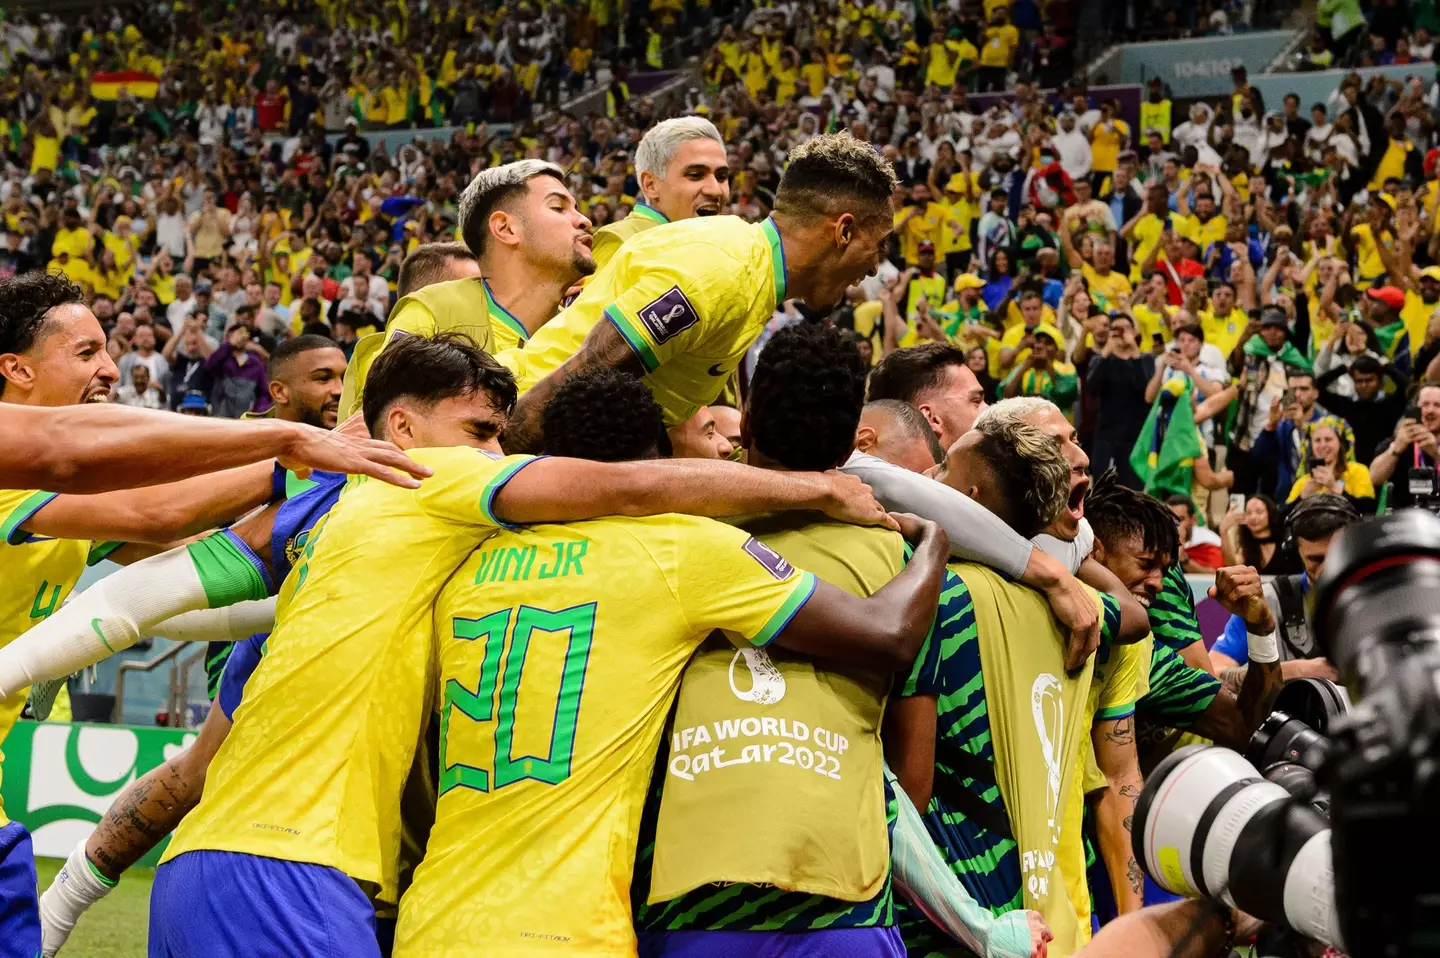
[0,271,85,357]
[541,369,667,462]
[748,322,868,471]
[1084,468,1181,564]
[775,132,897,224]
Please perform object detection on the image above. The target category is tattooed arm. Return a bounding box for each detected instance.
[1093,714,1146,915]
[503,319,647,454]
[91,698,231,878]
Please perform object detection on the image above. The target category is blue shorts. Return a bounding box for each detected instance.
[637,926,905,958]
[149,850,380,958]
[0,821,40,958]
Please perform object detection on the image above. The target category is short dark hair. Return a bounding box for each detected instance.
[773,132,897,225]
[362,332,517,437]
[268,334,339,378]
[0,271,84,356]
[748,323,868,470]
[397,242,478,297]
[457,160,565,258]
[541,369,666,461]
[1165,494,1195,519]
[1175,323,1204,341]
[865,398,944,465]
[868,342,969,405]
[1287,370,1315,385]
[1287,493,1359,543]
[1349,354,1383,377]
[1085,468,1180,563]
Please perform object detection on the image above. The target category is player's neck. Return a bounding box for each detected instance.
[482,259,567,335]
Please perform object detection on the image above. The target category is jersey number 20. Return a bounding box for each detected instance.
[439,603,597,795]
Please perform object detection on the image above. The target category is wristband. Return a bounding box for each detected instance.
[1247,627,1280,664]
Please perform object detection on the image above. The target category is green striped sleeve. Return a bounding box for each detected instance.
[750,572,816,647]
[2,491,58,545]
[478,455,540,530]
[87,541,124,566]
[603,304,661,373]
[186,530,273,608]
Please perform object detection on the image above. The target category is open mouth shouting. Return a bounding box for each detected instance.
[1067,472,1089,523]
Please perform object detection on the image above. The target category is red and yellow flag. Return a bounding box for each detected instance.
[90,71,159,101]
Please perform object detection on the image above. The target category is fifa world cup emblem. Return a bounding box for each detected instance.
[729,648,787,704]
[1031,673,1065,834]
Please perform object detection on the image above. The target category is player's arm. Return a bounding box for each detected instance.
[842,454,1103,669]
[1075,900,1242,958]
[887,765,1052,958]
[0,525,273,699]
[490,456,896,530]
[39,697,232,956]
[0,403,428,493]
[1092,712,1145,915]
[1210,566,1284,732]
[1078,556,1151,645]
[768,513,948,671]
[13,463,278,545]
[504,311,644,453]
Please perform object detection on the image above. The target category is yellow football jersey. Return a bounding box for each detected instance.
[498,215,787,426]
[591,202,667,272]
[392,515,816,956]
[338,277,527,420]
[0,490,91,824]
[162,447,540,902]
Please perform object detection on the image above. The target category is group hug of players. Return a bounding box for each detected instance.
[0,120,1287,958]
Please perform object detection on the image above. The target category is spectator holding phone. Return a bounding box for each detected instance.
[1370,383,1440,508]
[1287,416,1376,513]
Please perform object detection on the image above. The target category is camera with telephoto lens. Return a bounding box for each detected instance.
[1134,510,1440,957]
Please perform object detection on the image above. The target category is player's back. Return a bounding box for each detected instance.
[393,512,817,956]
[590,202,667,271]
[161,446,539,903]
[339,276,523,419]
[499,215,786,425]
[0,489,90,822]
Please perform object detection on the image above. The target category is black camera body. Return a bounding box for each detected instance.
[1311,509,1440,957]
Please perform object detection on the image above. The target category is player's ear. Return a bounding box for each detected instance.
[854,423,877,454]
[488,208,520,249]
[0,353,35,396]
[385,404,419,448]
[1091,539,1110,565]
[832,211,856,250]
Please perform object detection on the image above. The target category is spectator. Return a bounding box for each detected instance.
[204,323,271,418]
[1287,416,1377,512]
[113,364,165,410]
[1316,353,1408,466]
[1001,329,1077,411]
[164,317,216,411]
[166,274,197,330]
[1252,369,1327,500]
[116,325,170,397]
[1220,494,1302,573]
[1370,382,1440,508]
[1167,494,1225,572]
[1086,312,1155,486]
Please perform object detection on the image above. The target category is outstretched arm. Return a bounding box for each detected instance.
[0,403,429,493]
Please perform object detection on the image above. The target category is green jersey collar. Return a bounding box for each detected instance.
[761,217,788,305]
[631,203,668,225]
[483,278,528,343]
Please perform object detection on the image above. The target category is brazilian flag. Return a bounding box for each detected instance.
[1130,377,1203,501]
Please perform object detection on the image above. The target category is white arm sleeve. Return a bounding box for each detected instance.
[1031,518,1095,575]
[841,452,1034,579]
[151,598,276,645]
[886,767,1036,958]
[0,530,270,698]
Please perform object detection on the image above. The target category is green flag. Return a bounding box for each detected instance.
[1130,377,1204,501]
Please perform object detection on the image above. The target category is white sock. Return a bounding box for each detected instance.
[39,840,115,958]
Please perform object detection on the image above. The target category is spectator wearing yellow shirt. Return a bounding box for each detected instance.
[978,10,1018,92]
[1200,280,1253,358]
[1087,102,1129,192]
[1367,113,1424,192]
[1059,208,1132,314]
[50,209,93,262]
[925,30,963,90]
[1349,196,1395,291]
[29,115,60,175]
[1176,168,1240,250]
[932,155,978,276]
[894,182,947,266]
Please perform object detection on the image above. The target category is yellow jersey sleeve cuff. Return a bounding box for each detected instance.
[2,491,58,545]
[749,571,817,648]
[480,455,544,529]
[603,304,661,373]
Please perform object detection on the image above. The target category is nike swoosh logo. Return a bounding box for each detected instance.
[708,364,727,377]
[91,617,116,654]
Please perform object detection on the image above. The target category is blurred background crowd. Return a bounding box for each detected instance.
[5,0,1440,549]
